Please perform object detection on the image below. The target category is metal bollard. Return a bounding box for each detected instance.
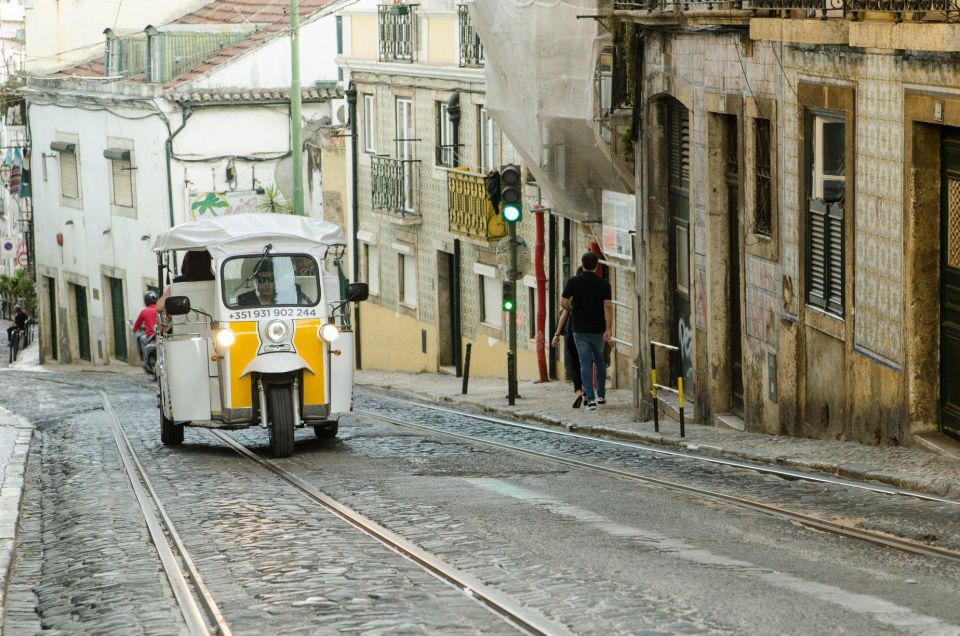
[650,342,659,433]
[461,343,472,395]
[507,350,516,406]
[678,376,685,438]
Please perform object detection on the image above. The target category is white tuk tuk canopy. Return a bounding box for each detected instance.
[152,213,346,259]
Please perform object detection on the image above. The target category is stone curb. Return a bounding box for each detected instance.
[0,409,33,628]
[358,381,958,500]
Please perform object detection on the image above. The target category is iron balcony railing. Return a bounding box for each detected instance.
[378,4,418,63]
[371,155,420,216]
[614,0,960,19]
[448,169,506,241]
[458,5,485,68]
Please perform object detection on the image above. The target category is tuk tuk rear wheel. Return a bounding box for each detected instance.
[268,384,295,458]
[161,413,184,446]
[313,419,338,439]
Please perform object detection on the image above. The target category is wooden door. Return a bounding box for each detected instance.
[941,134,960,438]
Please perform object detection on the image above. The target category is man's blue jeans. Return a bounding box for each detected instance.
[573,332,605,403]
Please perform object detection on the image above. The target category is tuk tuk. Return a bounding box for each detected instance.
[151,213,368,457]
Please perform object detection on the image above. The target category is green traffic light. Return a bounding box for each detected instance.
[503,298,515,312]
[502,204,521,223]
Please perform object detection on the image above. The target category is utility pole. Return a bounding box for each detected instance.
[290,0,304,215]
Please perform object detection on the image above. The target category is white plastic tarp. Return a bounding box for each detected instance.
[152,213,345,258]
[468,0,629,223]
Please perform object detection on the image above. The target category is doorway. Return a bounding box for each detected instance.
[71,283,91,362]
[44,276,57,361]
[107,277,127,361]
[667,99,693,389]
[723,115,744,413]
[437,251,456,372]
[940,132,960,439]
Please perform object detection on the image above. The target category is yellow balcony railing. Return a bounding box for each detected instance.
[448,169,506,241]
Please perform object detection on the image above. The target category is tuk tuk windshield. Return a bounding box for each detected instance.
[222,254,321,309]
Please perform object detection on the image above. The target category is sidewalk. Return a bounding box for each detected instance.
[356,369,960,499]
[0,407,31,617]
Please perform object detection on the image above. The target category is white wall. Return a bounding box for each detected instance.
[24,0,202,73]
[191,16,340,89]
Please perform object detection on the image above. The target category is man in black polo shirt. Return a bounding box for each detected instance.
[561,252,612,410]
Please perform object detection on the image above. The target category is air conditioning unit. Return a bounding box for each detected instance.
[329,98,348,127]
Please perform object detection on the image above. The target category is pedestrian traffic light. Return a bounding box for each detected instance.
[502,280,516,312]
[500,164,522,223]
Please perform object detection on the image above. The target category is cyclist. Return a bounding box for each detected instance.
[132,291,158,362]
[7,305,28,346]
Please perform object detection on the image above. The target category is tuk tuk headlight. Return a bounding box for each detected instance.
[318,323,339,343]
[215,327,236,348]
[266,320,288,343]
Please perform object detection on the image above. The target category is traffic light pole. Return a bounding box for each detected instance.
[507,221,518,405]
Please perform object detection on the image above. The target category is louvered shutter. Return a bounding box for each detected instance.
[402,254,417,307]
[367,244,380,296]
[59,152,79,199]
[482,275,502,327]
[669,102,690,189]
[806,198,844,316]
[111,160,134,207]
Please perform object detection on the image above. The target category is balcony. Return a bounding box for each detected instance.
[378,3,418,63]
[614,0,960,23]
[448,169,506,241]
[458,5,485,68]
[371,156,420,218]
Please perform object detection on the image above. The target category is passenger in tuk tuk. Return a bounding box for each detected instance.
[157,250,214,312]
[237,261,277,307]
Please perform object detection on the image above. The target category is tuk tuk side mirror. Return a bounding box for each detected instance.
[346,282,369,303]
[165,296,192,316]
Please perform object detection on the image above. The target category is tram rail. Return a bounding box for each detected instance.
[358,407,960,564]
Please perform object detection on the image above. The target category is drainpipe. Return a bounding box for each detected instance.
[165,103,192,274]
[533,204,548,382]
[447,92,463,376]
[346,84,361,368]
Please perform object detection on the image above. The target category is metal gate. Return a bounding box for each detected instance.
[73,284,91,362]
[45,276,57,360]
[108,277,127,361]
[941,134,960,439]
[668,100,693,389]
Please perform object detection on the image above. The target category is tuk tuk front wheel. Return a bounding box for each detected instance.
[161,413,184,446]
[313,419,338,439]
[267,384,295,458]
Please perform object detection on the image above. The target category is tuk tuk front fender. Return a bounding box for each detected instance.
[241,353,315,378]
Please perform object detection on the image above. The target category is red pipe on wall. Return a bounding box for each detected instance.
[534,205,548,381]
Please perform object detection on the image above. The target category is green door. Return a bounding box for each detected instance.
[941,135,960,439]
[668,99,693,390]
[108,277,127,361]
[74,284,91,362]
[46,276,57,360]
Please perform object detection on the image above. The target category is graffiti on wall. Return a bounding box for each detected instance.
[190,190,261,220]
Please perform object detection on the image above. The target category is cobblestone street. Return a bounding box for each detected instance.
[0,364,958,634]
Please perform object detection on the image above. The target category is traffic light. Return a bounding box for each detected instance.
[500,164,522,223]
[502,280,516,313]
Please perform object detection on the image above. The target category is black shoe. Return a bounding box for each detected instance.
[572,395,583,409]
[585,401,597,411]
[597,397,606,405]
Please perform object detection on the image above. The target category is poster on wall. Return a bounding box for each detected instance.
[190,190,261,220]
[601,190,635,260]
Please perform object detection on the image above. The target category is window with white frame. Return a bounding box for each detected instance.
[478,105,500,173]
[399,251,417,308]
[806,112,846,317]
[435,101,455,167]
[396,97,415,212]
[363,93,376,154]
[477,265,502,328]
[52,141,80,199]
[105,147,134,208]
[362,242,379,296]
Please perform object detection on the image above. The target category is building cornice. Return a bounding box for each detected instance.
[339,56,485,84]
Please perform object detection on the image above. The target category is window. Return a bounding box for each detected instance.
[806,113,846,317]
[754,118,772,236]
[221,254,320,309]
[478,106,500,173]
[110,158,134,207]
[435,101,455,167]
[363,93,376,154]
[396,97,414,212]
[480,273,502,327]
[56,147,80,199]
[399,252,417,308]
[363,242,380,296]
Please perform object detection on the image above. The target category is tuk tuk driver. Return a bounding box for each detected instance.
[238,262,276,306]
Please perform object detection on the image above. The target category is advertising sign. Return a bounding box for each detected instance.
[601,190,635,260]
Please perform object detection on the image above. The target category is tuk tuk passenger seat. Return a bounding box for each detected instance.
[168,280,216,336]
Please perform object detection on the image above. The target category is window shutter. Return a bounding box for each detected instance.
[111,159,134,207]
[668,102,690,189]
[482,275,502,327]
[59,152,79,199]
[402,254,417,307]
[826,203,844,315]
[367,245,380,296]
[806,198,844,316]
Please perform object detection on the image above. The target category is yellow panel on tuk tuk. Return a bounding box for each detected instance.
[227,321,259,409]
[294,319,325,406]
